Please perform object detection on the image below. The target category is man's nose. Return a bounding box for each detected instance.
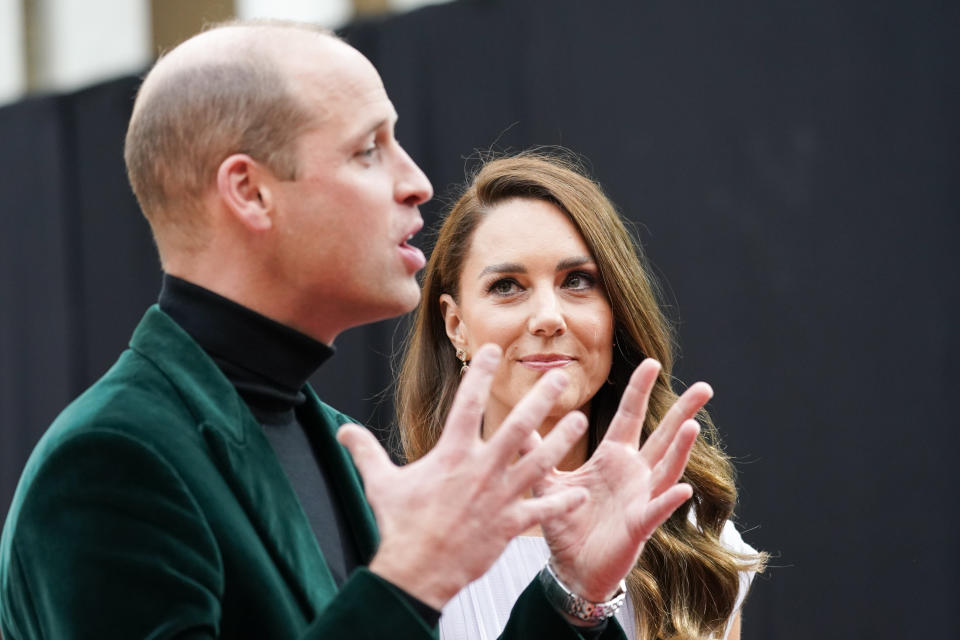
[395,146,433,206]
[527,290,566,336]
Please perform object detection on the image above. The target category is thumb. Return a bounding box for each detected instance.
[337,423,395,483]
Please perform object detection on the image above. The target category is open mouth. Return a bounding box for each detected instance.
[398,234,426,271]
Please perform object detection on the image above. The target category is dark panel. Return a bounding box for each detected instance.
[69,76,162,384]
[0,96,77,517]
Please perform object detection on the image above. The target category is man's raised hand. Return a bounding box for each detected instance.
[337,344,589,609]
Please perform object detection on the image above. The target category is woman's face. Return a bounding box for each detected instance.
[441,197,614,428]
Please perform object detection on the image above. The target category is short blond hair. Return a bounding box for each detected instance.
[123,21,329,251]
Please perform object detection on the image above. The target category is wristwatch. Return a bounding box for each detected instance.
[538,561,627,624]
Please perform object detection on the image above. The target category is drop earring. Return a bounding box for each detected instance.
[456,348,470,377]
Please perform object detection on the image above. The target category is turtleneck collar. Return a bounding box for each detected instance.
[158,273,334,419]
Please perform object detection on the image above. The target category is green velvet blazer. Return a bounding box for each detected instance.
[0,307,623,640]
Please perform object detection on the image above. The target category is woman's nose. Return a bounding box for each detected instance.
[527,291,566,336]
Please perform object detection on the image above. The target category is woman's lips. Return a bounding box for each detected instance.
[518,355,575,371]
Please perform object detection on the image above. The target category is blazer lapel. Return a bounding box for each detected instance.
[200,421,339,615]
[130,306,338,619]
[299,388,381,563]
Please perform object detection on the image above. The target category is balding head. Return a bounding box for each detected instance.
[124,21,348,258]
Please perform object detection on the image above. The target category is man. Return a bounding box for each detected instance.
[0,21,702,639]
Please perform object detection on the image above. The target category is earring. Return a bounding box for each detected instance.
[456,348,470,377]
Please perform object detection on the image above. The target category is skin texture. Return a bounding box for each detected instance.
[157,29,433,343]
[441,198,614,471]
[262,42,434,336]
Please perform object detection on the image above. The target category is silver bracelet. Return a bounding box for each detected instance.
[538,561,627,624]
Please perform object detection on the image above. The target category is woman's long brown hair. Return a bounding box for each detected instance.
[396,151,766,639]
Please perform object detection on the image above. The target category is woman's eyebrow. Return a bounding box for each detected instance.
[556,256,594,271]
[477,257,594,279]
[478,262,525,278]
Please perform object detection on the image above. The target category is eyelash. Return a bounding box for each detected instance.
[564,271,596,290]
[486,271,597,297]
[357,143,378,159]
[488,278,520,296]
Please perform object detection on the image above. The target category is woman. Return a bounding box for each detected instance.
[396,152,766,640]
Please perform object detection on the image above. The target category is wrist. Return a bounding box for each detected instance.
[368,549,461,610]
[538,561,627,625]
[548,559,621,603]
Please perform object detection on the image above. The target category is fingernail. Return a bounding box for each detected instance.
[572,412,588,433]
[475,344,501,366]
[563,412,588,437]
[547,370,569,391]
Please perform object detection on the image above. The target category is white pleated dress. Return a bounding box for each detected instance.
[439,517,758,640]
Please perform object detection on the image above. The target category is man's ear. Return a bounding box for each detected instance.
[439,293,468,351]
[216,153,274,232]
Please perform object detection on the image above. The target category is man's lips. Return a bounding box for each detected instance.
[398,220,426,271]
[517,354,575,371]
[398,238,425,271]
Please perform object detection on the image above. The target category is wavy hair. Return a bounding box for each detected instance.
[396,151,765,638]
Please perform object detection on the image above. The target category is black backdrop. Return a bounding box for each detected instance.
[1,1,957,637]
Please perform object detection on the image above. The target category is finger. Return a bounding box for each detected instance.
[435,344,502,450]
[627,483,693,542]
[640,381,712,466]
[603,359,661,447]
[516,430,542,458]
[649,420,699,495]
[509,487,589,534]
[337,423,395,487]
[485,368,569,467]
[508,411,588,490]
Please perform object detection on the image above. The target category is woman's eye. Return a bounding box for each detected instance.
[564,271,595,290]
[489,279,520,296]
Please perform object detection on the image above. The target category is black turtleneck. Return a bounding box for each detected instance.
[158,274,439,627]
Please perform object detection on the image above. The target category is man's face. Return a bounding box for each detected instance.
[269,38,433,339]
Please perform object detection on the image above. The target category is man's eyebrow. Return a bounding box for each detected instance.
[359,118,390,139]
[349,113,396,143]
[556,256,593,271]
[478,262,526,278]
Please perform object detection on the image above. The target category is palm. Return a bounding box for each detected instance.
[538,440,656,599]
[534,360,711,602]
